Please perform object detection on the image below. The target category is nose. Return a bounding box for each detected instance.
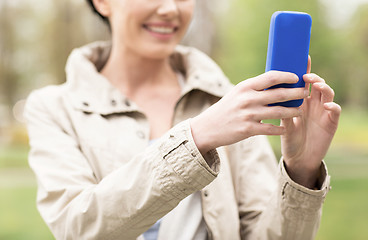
[157,0,179,18]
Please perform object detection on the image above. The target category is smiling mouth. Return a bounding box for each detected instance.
[143,24,178,34]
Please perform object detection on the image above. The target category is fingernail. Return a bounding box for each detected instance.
[307,74,313,81]
[304,89,309,96]
[324,102,332,108]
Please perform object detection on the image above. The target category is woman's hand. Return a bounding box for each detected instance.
[191,71,309,155]
[281,57,341,188]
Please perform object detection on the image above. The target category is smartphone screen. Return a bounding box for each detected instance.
[265,11,312,107]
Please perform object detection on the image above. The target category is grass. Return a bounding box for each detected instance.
[2,157,367,240]
[0,144,29,168]
[332,108,368,149]
[316,177,368,240]
[0,108,367,239]
[0,187,54,240]
[265,107,368,239]
[314,146,368,240]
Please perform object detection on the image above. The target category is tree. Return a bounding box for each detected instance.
[342,4,368,107]
[0,1,19,109]
[181,0,223,56]
[213,0,347,105]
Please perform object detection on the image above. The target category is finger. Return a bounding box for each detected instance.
[260,87,309,105]
[247,71,299,91]
[303,73,325,84]
[310,82,322,101]
[313,82,335,103]
[304,80,311,95]
[253,106,302,121]
[304,83,310,96]
[252,123,286,136]
[324,102,341,123]
[304,56,312,93]
[280,117,297,135]
[307,55,312,74]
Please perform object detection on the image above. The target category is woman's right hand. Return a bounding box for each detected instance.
[190,71,309,156]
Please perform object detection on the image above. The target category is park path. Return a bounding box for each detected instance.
[0,168,36,188]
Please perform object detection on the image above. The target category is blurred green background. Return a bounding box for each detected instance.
[1,0,368,239]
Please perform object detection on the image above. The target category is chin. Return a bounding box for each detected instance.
[139,43,178,60]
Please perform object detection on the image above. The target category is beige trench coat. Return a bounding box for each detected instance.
[25,41,330,240]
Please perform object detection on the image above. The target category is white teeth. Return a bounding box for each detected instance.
[147,26,175,34]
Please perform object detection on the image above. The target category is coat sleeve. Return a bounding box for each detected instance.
[24,90,220,240]
[230,135,330,240]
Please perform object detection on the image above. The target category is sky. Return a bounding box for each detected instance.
[1,0,368,29]
[320,0,368,28]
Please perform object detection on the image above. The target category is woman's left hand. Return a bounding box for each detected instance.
[281,57,341,189]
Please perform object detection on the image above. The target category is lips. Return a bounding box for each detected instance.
[143,23,178,35]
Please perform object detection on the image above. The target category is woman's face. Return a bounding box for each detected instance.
[106,0,195,59]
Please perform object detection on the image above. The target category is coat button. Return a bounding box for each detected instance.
[111,99,117,106]
[124,99,131,107]
[136,131,145,139]
[203,190,209,197]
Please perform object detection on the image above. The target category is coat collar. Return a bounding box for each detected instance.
[64,41,233,115]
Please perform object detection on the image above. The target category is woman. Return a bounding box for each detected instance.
[25,0,341,239]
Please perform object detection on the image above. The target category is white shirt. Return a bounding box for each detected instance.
[140,74,207,240]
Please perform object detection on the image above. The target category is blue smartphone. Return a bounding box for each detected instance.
[265,11,312,107]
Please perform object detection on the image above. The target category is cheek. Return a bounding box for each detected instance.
[179,3,195,31]
[112,14,142,42]
[110,2,145,31]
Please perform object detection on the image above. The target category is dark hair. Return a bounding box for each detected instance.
[85,0,110,26]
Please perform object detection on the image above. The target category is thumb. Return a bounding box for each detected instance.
[307,55,312,74]
[281,118,296,133]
